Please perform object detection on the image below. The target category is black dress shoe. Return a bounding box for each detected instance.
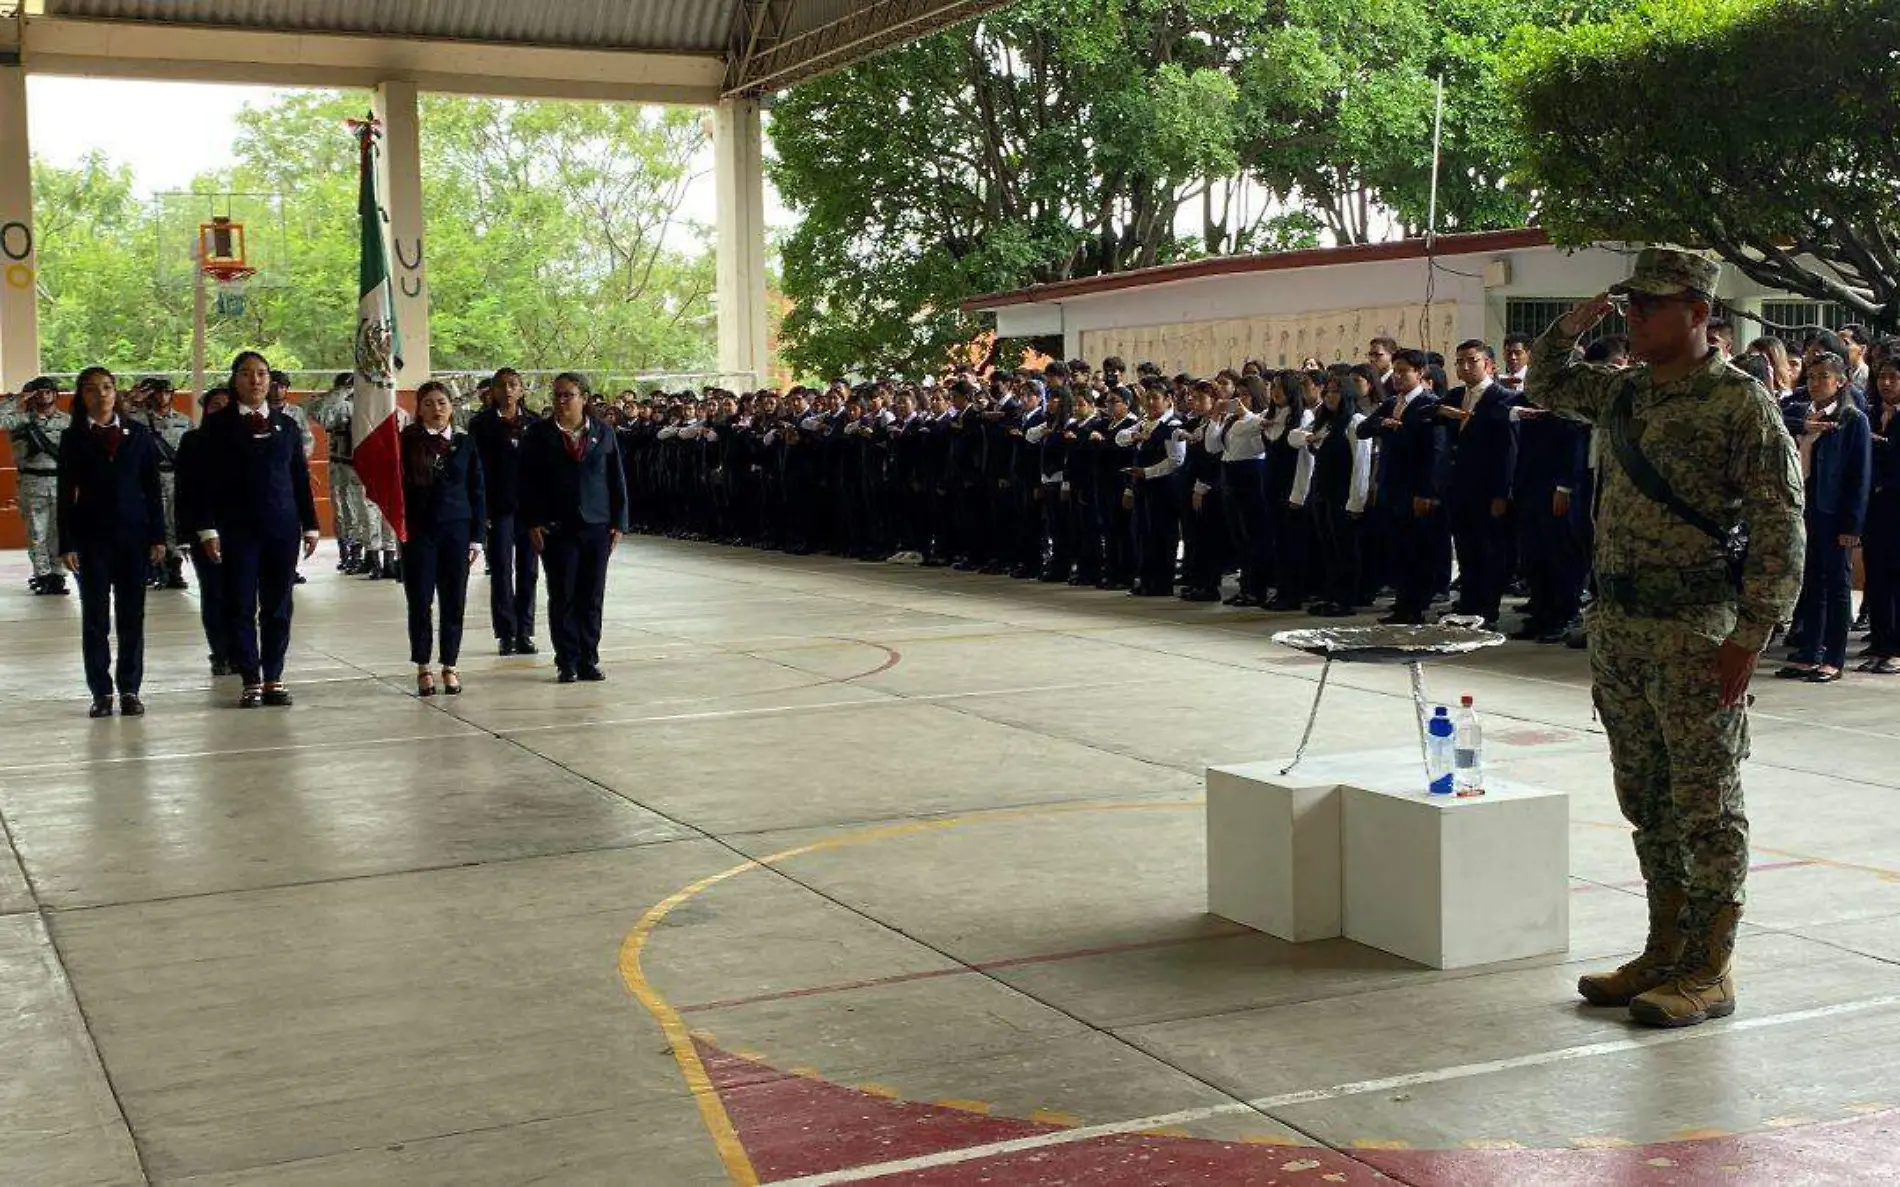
[88,697,113,718]
[1805,668,1843,683]
[239,686,263,709]
[262,687,294,707]
[557,667,577,684]
[498,637,517,656]
[1265,597,1305,612]
[1180,588,1220,603]
[119,694,145,717]
[209,657,231,677]
[577,664,606,682]
[514,637,538,655]
[293,573,307,585]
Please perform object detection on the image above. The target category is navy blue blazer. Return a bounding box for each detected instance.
[1801,401,1872,534]
[1513,410,1589,500]
[402,426,487,539]
[1446,382,1519,505]
[191,402,320,540]
[519,415,629,533]
[1356,390,1447,503]
[56,417,165,553]
[469,406,537,520]
[1871,405,1900,496]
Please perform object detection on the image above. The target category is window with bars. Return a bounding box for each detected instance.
[1504,299,1628,345]
[1759,300,1848,337]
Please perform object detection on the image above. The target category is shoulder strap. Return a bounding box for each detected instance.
[1604,380,1729,545]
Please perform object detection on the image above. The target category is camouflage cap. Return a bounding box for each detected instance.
[1610,247,1721,299]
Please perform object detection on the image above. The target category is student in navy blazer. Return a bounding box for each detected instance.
[520,372,628,683]
[1439,340,1519,626]
[1355,349,1448,624]
[1781,354,1871,681]
[468,366,540,656]
[189,351,320,708]
[174,385,235,677]
[401,381,487,697]
[56,366,166,718]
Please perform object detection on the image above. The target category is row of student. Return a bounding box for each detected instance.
[597,338,1591,638]
[45,356,628,717]
[593,327,1900,671]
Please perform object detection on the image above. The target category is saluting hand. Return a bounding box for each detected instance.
[1559,293,1615,338]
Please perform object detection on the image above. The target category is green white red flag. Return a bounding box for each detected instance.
[348,114,405,542]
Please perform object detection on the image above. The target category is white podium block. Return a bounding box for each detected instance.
[1205,763,1343,942]
[1341,779,1569,969]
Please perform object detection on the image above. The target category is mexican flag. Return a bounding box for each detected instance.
[349,114,406,542]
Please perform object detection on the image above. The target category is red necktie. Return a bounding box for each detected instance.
[563,429,585,461]
[246,411,269,436]
[94,422,122,458]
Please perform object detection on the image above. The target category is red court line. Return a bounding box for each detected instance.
[678,926,1257,1014]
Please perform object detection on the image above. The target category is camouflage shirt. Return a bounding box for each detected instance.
[1529,321,1804,653]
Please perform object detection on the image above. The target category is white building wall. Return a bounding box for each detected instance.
[991,242,1804,368]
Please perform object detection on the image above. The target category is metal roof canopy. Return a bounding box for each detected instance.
[9,1,1020,102]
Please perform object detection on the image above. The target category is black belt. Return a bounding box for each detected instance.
[18,468,56,477]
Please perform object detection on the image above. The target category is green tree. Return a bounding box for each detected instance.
[1506,0,1900,330]
[771,0,1606,378]
[33,89,721,380]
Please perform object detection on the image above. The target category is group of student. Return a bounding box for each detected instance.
[27,357,630,717]
[591,322,1900,683]
[24,315,1900,712]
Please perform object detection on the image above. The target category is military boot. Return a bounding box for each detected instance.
[1629,902,1740,1028]
[164,556,189,590]
[1577,885,1687,1007]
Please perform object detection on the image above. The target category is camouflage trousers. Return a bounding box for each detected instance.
[158,473,181,558]
[1588,607,1750,927]
[17,473,58,577]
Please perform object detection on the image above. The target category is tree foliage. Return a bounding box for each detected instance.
[1506,0,1900,331]
[34,91,719,379]
[771,0,1609,378]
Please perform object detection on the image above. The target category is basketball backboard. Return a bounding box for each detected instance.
[155,191,290,289]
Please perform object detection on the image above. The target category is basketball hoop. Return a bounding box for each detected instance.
[204,262,257,318]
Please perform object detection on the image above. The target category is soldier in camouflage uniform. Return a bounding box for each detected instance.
[132,378,192,589]
[1529,248,1806,1028]
[2,376,71,594]
[312,375,370,574]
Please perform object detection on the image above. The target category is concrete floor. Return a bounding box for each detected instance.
[1,540,1896,1186]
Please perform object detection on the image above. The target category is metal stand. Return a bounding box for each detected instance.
[1279,656,1333,776]
[1278,656,1434,781]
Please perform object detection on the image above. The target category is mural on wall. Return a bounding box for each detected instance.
[1080,303,1462,374]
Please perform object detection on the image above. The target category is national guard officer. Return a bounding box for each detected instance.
[312,374,371,575]
[3,376,71,594]
[1531,248,1805,1028]
[132,377,192,590]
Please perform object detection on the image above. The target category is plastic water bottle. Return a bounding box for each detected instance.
[1426,706,1455,795]
[1454,694,1484,796]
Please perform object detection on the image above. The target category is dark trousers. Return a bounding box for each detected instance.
[1518,487,1590,629]
[486,513,539,643]
[1277,504,1314,604]
[1132,481,1179,593]
[189,542,230,663]
[221,530,299,685]
[1069,491,1101,582]
[1450,496,1511,621]
[403,521,473,667]
[1388,499,1446,616]
[1040,483,1070,577]
[1101,484,1134,584]
[1792,515,1853,669]
[1865,490,1900,656]
[1221,461,1270,599]
[542,522,612,671]
[1183,488,1226,591]
[1311,496,1361,609]
[76,539,148,699]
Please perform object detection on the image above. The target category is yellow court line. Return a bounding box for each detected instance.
[617,800,1198,1186]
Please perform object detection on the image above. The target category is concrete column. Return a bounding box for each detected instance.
[0,67,41,390]
[373,80,431,388]
[714,97,768,385]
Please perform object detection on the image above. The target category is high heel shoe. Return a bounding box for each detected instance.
[440,668,461,696]
[417,670,437,697]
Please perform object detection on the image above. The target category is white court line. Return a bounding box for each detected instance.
[496,678,1155,736]
[765,993,1900,1186]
